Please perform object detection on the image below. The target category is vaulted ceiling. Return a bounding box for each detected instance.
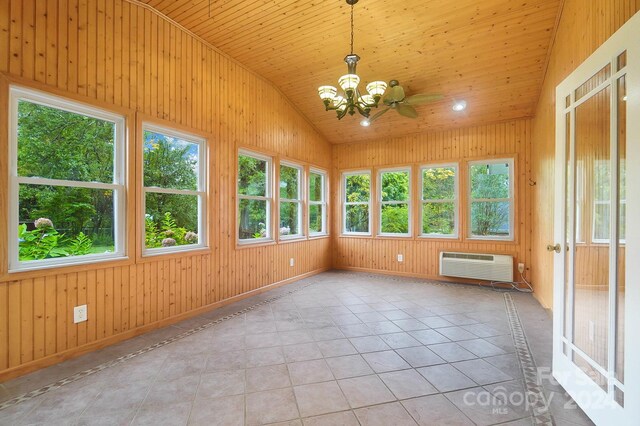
[141,0,562,144]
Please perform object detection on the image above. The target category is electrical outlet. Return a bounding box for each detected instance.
[289,258,295,267]
[397,254,404,262]
[518,263,525,273]
[74,305,87,324]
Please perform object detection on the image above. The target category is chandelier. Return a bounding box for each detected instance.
[318,0,387,120]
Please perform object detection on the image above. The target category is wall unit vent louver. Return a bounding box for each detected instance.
[439,252,513,282]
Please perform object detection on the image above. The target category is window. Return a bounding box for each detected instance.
[343,171,371,235]
[309,169,328,235]
[238,151,272,242]
[8,86,126,271]
[421,165,458,237]
[142,124,207,254]
[592,159,625,243]
[379,168,411,236]
[469,159,514,239]
[279,162,303,238]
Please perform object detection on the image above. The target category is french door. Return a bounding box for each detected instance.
[553,11,640,425]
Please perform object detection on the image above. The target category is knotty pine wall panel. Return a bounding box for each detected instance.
[330,119,533,283]
[530,0,639,309]
[0,0,332,378]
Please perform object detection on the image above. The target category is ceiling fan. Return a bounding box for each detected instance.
[365,80,444,124]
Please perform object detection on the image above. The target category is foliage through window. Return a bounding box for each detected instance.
[238,152,271,241]
[279,163,303,237]
[469,160,513,239]
[343,172,371,234]
[10,87,125,270]
[379,169,410,235]
[421,165,457,237]
[143,126,206,253]
[309,170,327,235]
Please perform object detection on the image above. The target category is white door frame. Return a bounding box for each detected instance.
[553,11,640,426]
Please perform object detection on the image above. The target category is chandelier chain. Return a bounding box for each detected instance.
[350,3,354,55]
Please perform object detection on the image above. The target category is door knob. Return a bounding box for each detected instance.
[546,244,561,253]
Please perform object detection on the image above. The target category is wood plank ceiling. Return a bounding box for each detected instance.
[140,0,562,144]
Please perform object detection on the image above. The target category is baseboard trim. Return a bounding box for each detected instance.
[334,265,492,286]
[0,267,329,382]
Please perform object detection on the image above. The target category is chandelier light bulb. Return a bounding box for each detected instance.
[366,81,388,97]
[339,74,360,92]
[360,95,375,106]
[318,86,338,101]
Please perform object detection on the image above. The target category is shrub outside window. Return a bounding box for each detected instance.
[343,171,371,235]
[8,86,126,271]
[309,169,328,236]
[238,151,272,242]
[378,168,411,236]
[469,159,514,240]
[279,162,303,238]
[142,124,207,255]
[421,164,458,238]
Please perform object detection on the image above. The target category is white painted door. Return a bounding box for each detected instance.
[553,11,640,426]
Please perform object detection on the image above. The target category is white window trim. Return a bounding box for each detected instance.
[309,168,328,237]
[237,149,273,244]
[279,161,304,240]
[378,167,412,237]
[8,85,127,272]
[141,123,208,257]
[342,170,372,236]
[419,163,459,239]
[467,158,515,241]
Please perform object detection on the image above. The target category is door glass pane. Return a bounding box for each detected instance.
[573,85,610,373]
[616,74,626,385]
[575,64,611,101]
[564,112,573,340]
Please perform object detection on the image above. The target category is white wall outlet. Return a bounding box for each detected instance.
[397,254,404,262]
[518,263,525,273]
[74,305,88,324]
[289,258,295,267]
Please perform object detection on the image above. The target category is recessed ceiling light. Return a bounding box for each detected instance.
[360,119,371,127]
[452,100,467,112]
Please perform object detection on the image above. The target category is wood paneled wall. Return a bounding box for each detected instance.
[530,0,639,309]
[0,0,332,379]
[330,119,532,283]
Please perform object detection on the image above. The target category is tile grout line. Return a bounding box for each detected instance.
[0,280,319,412]
[504,293,554,426]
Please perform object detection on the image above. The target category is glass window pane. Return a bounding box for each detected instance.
[143,130,199,191]
[422,167,455,200]
[345,204,369,233]
[280,165,300,200]
[238,199,268,240]
[280,202,300,236]
[309,172,324,202]
[345,174,370,202]
[381,171,410,202]
[593,203,610,241]
[18,184,115,260]
[17,100,115,183]
[423,202,455,235]
[381,204,409,234]
[145,193,199,248]
[470,163,510,199]
[309,205,324,234]
[238,155,267,197]
[470,201,510,237]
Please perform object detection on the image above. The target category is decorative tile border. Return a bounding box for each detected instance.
[0,279,317,412]
[504,293,554,425]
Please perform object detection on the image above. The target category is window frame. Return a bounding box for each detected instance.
[278,161,304,240]
[237,149,273,245]
[419,163,459,239]
[342,170,372,236]
[467,158,515,241]
[377,167,412,238]
[141,123,208,257]
[7,85,127,272]
[308,168,328,237]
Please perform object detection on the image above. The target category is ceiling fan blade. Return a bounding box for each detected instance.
[383,85,406,104]
[368,107,391,123]
[405,93,444,105]
[396,103,418,119]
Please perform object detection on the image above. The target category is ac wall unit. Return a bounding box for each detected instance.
[439,252,513,282]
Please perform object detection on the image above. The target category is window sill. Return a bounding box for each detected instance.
[140,245,211,261]
[309,233,330,240]
[465,236,515,243]
[5,254,130,281]
[278,236,307,244]
[375,234,413,239]
[418,234,460,241]
[236,239,276,250]
[340,234,373,239]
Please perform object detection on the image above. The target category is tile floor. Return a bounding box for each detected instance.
[0,271,594,425]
